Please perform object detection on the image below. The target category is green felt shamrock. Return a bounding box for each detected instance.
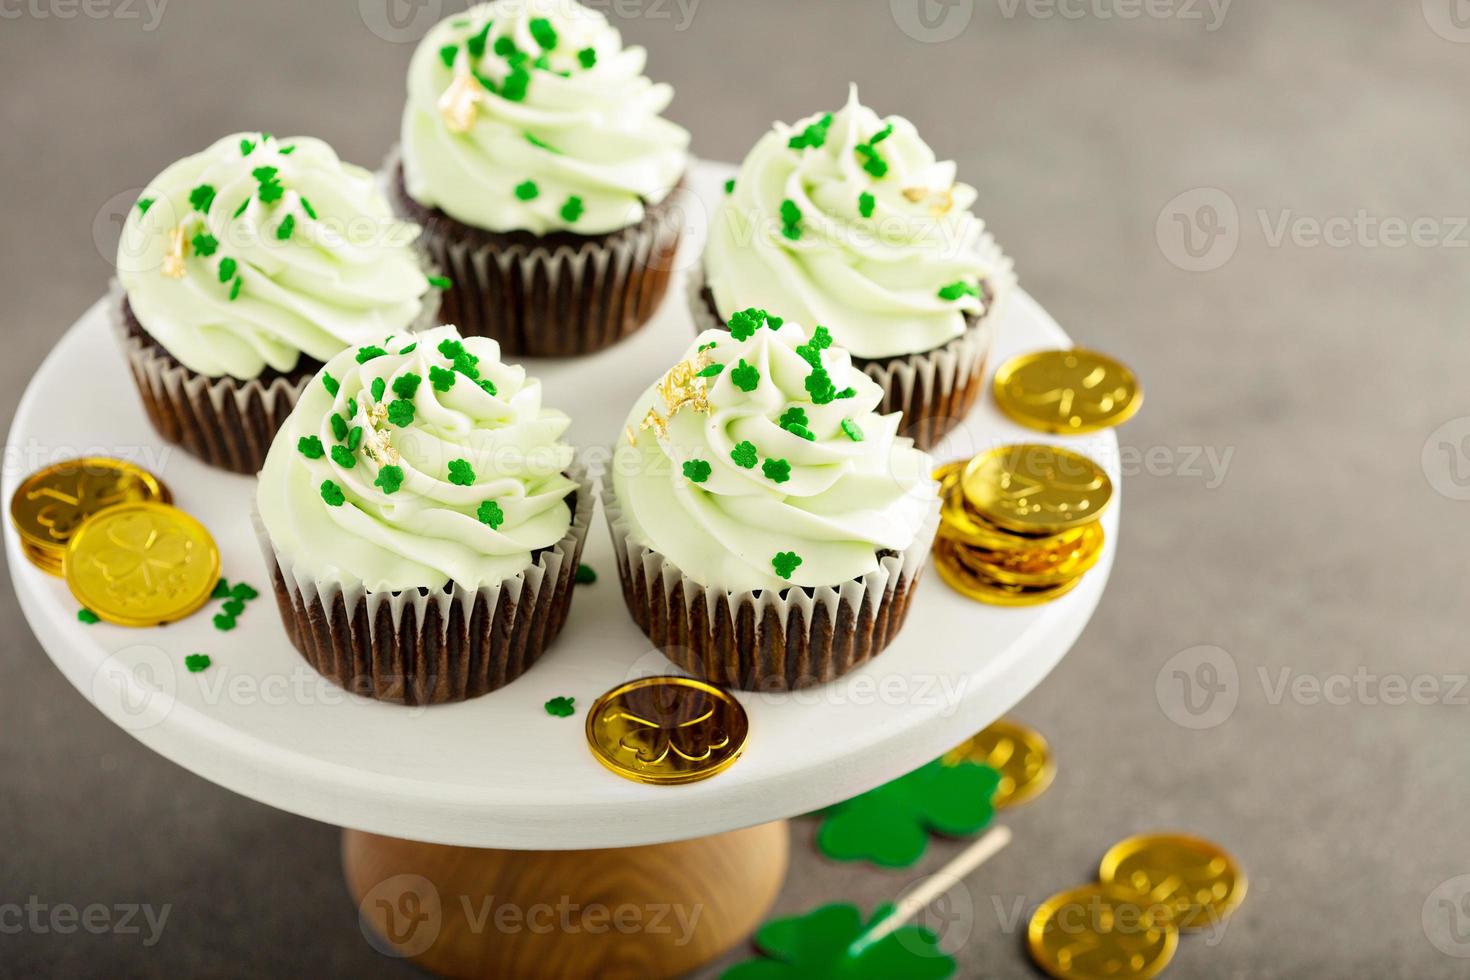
[722,903,954,980]
[816,760,1001,868]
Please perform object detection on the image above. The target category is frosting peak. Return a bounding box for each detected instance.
[705,86,1002,359]
[612,312,937,591]
[402,0,690,235]
[118,133,434,380]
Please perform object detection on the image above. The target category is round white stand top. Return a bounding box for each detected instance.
[3,162,1120,850]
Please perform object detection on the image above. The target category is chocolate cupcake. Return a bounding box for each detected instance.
[604,312,941,692]
[115,133,439,474]
[693,86,1016,449]
[254,325,592,706]
[392,0,690,357]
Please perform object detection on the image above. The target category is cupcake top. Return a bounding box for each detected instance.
[257,325,579,593]
[612,311,937,592]
[705,86,1002,361]
[118,133,436,381]
[401,0,690,236]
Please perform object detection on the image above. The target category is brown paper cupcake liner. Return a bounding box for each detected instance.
[686,231,1017,450]
[602,473,940,692]
[387,147,684,358]
[111,281,441,476]
[253,468,593,706]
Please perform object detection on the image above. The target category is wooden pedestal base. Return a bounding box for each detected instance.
[343,821,789,979]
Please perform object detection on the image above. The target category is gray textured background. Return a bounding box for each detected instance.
[3,1,1469,977]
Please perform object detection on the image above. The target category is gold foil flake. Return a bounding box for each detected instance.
[639,408,668,440]
[902,186,956,217]
[438,72,482,134]
[162,226,189,279]
[624,425,638,447]
[363,427,401,466]
[367,402,389,429]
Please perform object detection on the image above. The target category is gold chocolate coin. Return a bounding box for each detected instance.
[935,541,1084,607]
[1099,833,1247,931]
[64,502,220,628]
[11,457,170,575]
[1028,884,1179,980]
[587,676,749,786]
[994,348,1143,434]
[950,527,1105,590]
[961,444,1112,535]
[943,718,1055,808]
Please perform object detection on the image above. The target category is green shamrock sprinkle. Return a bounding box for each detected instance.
[806,368,837,405]
[430,366,456,391]
[545,696,576,718]
[280,145,295,155]
[476,499,504,529]
[795,341,823,369]
[810,325,833,349]
[787,112,833,150]
[448,459,476,486]
[466,21,492,58]
[683,459,712,483]
[767,314,784,329]
[478,378,499,396]
[370,378,387,402]
[763,458,792,484]
[724,178,735,194]
[77,608,100,625]
[356,346,388,364]
[854,124,895,179]
[514,180,540,201]
[697,363,724,378]
[779,199,802,240]
[840,418,864,441]
[398,343,417,355]
[231,583,260,601]
[938,280,979,301]
[320,480,346,507]
[211,578,232,599]
[438,338,465,359]
[192,232,219,258]
[699,341,719,352]
[427,275,452,290]
[329,414,347,443]
[213,614,236,632]
[578,46,596,68]
[330,445,355,469]
[189,183,216,213]
[349,426,364,452]
[501,67,530,101]
[560,196,584,223]
[322,373,340,397]
[136,197,154,215]
[387,399,416,427]
[253,166,284,203]
[728,308,765,340]
[374,465,405,495]
[241,138,257,156]
[454,352,481,379]
[836,387,856,399]
[731,441,758,469]
[858,191,875,218]
[221,598,245,617]
[228,277,243,301]
[298,436,325,459]
[185,654,212,673]
[392,373,422,399]
[729,359,760,392]
[575,563,597,585]
[779,406,809,430]
[299,197,317,220]
[529,16,557,49]
[216,257,237,283]
[438,43,458,68]
[276,214,295,240]
[232,197,250,218]
[493,34,517,57]
[771,551,803,580]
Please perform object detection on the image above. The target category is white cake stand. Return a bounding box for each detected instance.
[3,162,1120,979]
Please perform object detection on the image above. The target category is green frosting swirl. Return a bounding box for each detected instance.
[258,325,579,592]
[401,0,689,235]
[612,311,937,592]
[705,86,1001,360]
[118,133,434,380]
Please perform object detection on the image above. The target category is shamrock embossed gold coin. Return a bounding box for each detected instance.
[10,457,170,576]
[994,348,1143,434]
[943,718,1056,808]
[586,676,749,786]
[1029,883,1178,980]
[1099,833,1247,931]
[64,502,220,628]
[962,444,1112,535]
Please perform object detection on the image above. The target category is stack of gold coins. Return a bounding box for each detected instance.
[933,444,1113,606]
[9,458,172,578]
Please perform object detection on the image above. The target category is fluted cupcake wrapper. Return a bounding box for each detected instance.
[386,146,684,358]
[602,470,940,692]
[111,280,441,476]
[252,466,594,706]
[686,229,1017,451]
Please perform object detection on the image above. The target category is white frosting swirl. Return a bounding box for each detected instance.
[401,0,690,235]
[258,325,579,592]
[612,314,937,592]
[118,133,433,380]
[705,86,1000,360]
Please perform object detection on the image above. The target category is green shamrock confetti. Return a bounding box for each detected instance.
[370,378,387,402]
[514,180,540,201]
[192,232,219,258]
[221,599,245,617]
[322,373,340,397]
[780,199,802,240]
[330,445,356,469]
[448,459,476,486]
[858,191,875,219]
[529,16,557,49]
[374,465,405,495]
[387,399,416,427]
[724,178,735,194]
[188,183,216,213]
[731,441,758,469]
[477,500,504,529]
[840,418,864,442]
[211,578,232,600]
[575,563,597,585]
[231,583,259,601]
[356,345,388,364]
[816,760,1000,868]
[683,459,712,483]
[787,112,834,151]
[321,480,346,507]
[136,197,154,214]
[730,359,760,392]
[577,46,596,69]
[185,654,212,673]
[298,436,325,460]
[771,551,802,580]
[545,696,576,718]
[727,307,766,340]
[763,458,792,484]
[392,373,422,399]
[213,613,237,633]
[560,195,584,223]
[937,280,979,301]
[77,608,101,625]
[430,366,457,391]
[721,903,954,980]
